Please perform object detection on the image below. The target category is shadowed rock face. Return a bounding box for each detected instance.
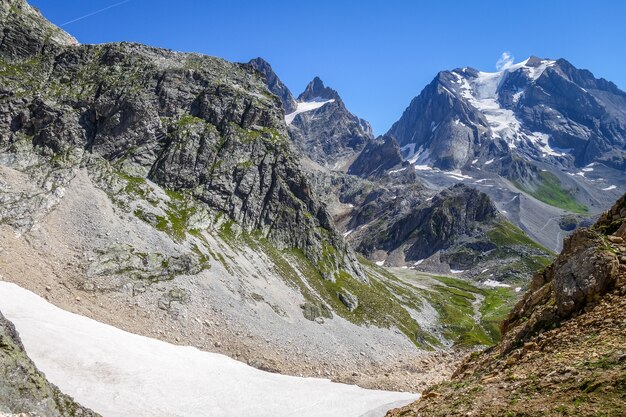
[0,311,99,416]
[352,184,499,261]
[348,135,405,178]
[0,0,364,281]
[287,77,374,169]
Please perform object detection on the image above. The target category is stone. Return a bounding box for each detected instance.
[337,290,359,311]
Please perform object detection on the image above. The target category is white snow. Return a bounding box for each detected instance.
[484,158,495,165]
[581,167,594,172]
[482,279,511,288]
[446,170,473,181]
[285,98,335,124]
[375,260,385,266]
[408,146,432,166]
[388,167,408,174]
[450,269,465,274]
[0,282,417,417]
[343,229,355,237]
[602,185,617,191]
[414,259,425,266]
[414,165,433,171]
[515,287,522,293]
[453,59,564,157]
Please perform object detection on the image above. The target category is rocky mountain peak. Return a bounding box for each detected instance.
[0,0,78,60]
[298,76,341,102]
[348,135,404,178]
[248,57,298,114]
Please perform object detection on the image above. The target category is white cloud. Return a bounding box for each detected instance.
[496,52,515,71]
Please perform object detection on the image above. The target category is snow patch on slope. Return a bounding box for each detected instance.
[285,98,335,124]
[0,282,417,417]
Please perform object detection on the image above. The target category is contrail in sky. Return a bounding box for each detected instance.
[60,0,132,27]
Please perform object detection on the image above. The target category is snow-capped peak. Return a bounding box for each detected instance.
[452,57,562,156]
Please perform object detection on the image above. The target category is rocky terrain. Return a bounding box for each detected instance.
[253,59,554,283]
[0,311,99,417]
[0,0,522,396]
[285,75,375,170]
[387,193,626,416]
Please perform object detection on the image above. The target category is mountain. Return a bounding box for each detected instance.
[0,310,98,416]
[389,56,626,172]
[248,57,298,114]
[249,58,552,281]
[248,63,375,170]
[348,57,626,253]
[0,0,517,391]
[286,77,375,169]
[388,192,626,416]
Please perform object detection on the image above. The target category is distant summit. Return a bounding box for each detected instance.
[298,77,341,102]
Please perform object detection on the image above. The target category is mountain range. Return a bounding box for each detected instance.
[1,0,626,415]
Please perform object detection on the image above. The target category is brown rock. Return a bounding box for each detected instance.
[422,391,440,400]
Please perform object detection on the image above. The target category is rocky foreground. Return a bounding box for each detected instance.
[387,194,626,416]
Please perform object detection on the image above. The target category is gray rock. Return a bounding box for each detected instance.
[0,0,364,283]
[337,290,358,311]
[248,57,297,114]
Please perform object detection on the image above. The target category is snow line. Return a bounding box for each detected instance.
[0,282,417,417]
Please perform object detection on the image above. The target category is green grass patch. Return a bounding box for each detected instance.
[487,221,551,253]
[514,171,588,214]
[480,287,517,340]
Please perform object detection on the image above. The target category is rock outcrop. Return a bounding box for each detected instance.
[0,311,99,416]
[347,135,406,178]
[387,193,626,416]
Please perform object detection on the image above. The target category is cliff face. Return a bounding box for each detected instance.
[0,0,362,281]
[387,193,626,416]
[287,77,375,170]
[0,311,99,416]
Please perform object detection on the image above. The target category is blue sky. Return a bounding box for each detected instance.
[31,0,626,135]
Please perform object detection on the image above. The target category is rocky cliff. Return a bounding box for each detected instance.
[0,0,362,282]
[286,77,375,169]
[248,57,297,114]
[350,56,626,254]
[0,310,98,416]
[0,0,475,391]
[388,193,626,416]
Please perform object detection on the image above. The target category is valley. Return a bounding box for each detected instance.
[0,0,625,416]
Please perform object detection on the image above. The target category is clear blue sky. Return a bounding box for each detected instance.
[30,0,626,135]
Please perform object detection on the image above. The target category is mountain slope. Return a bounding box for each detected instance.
[389,56,626,173]
[0,0,504,391]
[248,57,297,114]
[387,193,626,416]
[0,282,417,417]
